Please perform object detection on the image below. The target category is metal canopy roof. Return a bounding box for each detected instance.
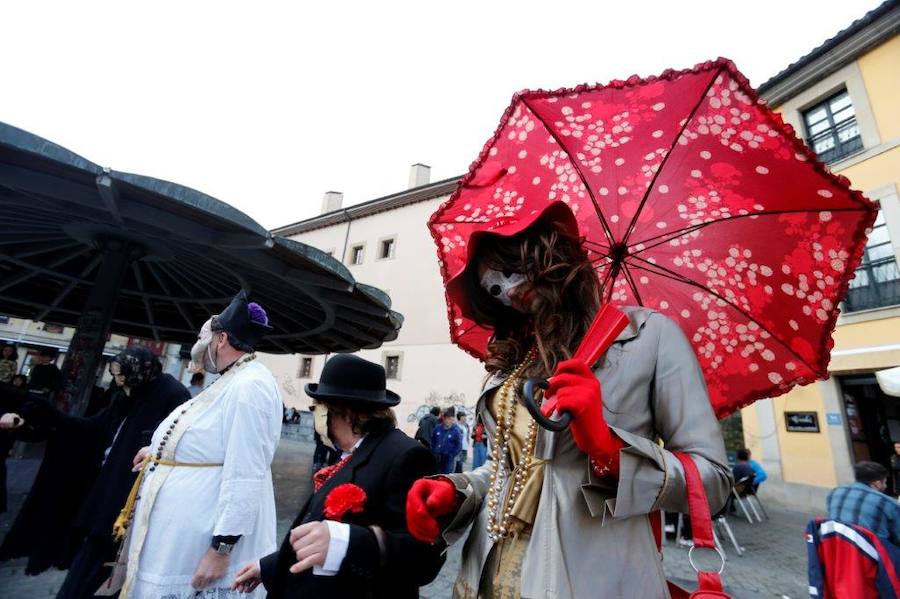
[0,121,402,354]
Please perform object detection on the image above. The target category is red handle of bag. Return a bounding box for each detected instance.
[672,452,731,599]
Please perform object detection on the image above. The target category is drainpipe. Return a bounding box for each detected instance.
[340,208,353,264]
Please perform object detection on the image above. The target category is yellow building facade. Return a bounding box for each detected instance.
[742,2,900,511]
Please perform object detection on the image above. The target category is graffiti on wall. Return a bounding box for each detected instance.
[407,390,474,425]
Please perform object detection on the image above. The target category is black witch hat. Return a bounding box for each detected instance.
[217,290,273,349]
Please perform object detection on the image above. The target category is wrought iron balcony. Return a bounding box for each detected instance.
[844,256,900,312]
[807,117,863,164]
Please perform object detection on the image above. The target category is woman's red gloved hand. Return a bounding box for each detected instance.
[541,359,625,478]
[406,477,460,543]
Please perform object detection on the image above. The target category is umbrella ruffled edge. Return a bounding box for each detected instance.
[427,57,879,417]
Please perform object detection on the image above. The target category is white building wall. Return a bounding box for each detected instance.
[257,194,487,436]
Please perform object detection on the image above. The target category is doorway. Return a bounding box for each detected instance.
[839,373,900,493]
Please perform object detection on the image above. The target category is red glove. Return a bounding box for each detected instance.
[541,359,625,478]
[406,477,460,543]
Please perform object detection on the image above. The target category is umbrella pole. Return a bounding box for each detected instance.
[59,239,143,415]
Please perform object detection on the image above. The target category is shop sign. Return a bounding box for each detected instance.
[785,411,820,433]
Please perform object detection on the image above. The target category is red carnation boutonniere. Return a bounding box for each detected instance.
[324,483,367,522]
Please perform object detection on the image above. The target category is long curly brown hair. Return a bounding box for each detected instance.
[463,219,602,378]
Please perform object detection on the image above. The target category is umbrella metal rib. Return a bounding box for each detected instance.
[520,98,615,247]
[632,206,870,257]
[620,67,723,247]
[625,253,819,375]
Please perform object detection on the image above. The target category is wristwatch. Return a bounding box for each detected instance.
[211,535,240,555]
[212,541,235,555]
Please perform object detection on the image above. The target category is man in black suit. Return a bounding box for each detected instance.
[232,355,445,598]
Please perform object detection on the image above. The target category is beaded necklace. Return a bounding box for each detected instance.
[149,352,257,470]
[486,349,537,542]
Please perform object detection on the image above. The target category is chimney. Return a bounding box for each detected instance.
[321,191,343,214]
[408,163,431,189]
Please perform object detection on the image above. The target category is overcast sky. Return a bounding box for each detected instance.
[1,0,884,230]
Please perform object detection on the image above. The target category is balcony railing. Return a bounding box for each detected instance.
[844,257,900,312]
[807,117,863,164]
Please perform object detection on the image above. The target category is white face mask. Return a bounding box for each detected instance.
[480,268,526,307]
[312,401,336,451]
[189,319,221,374]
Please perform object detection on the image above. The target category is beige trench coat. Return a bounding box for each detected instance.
[443,307,732,599]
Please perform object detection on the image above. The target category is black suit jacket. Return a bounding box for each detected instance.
[260,427,445,598]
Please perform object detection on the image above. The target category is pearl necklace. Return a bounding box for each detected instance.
[486,349,538,542]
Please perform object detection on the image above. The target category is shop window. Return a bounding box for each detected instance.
[802,89,863,163]
[845,209,900,312]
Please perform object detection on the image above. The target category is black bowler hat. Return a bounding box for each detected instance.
[217,290,273,348]
[305,354,400,408]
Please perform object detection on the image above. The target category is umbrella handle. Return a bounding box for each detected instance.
[522,377,571,432]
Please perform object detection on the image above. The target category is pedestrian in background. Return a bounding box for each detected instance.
[414,405,440,450]
[431,408,461,474]
[471,413,487,469]
[891,442,900,496]
[732,449,756,487]
[827,461,900,548]
[27,348,63,397]
[188,371,206,397]
[455,411,470,473]
[0,347,190,595]
[744,447,768,491]
[0,344,19,384]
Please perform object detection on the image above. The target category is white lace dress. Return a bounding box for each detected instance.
[126,361,282,599]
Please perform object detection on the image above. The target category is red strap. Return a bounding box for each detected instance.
[675,453,715,549]
[674,452,729,597]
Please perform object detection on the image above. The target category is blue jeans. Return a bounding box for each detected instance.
[437,453,457,474]
[472,442,487,469]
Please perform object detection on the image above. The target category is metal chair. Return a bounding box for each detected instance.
[744,484,769,520]
[673,512,743,558]
[732,476,763,523]
[713,509,744,556]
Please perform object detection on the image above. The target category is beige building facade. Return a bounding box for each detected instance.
[260,167,486,435]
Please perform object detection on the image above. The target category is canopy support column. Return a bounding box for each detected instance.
[60,238,144,415]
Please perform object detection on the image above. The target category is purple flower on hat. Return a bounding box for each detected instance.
[248,302,268,326]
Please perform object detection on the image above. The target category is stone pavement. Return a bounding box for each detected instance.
[2,437,817,598]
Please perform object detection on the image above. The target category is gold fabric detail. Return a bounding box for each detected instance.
[486,389,545,536]
[452,534,531,599]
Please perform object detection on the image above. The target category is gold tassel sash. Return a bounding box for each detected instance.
[112,455,223,541]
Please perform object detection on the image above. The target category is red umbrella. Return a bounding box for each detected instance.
[429,58,876,418]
